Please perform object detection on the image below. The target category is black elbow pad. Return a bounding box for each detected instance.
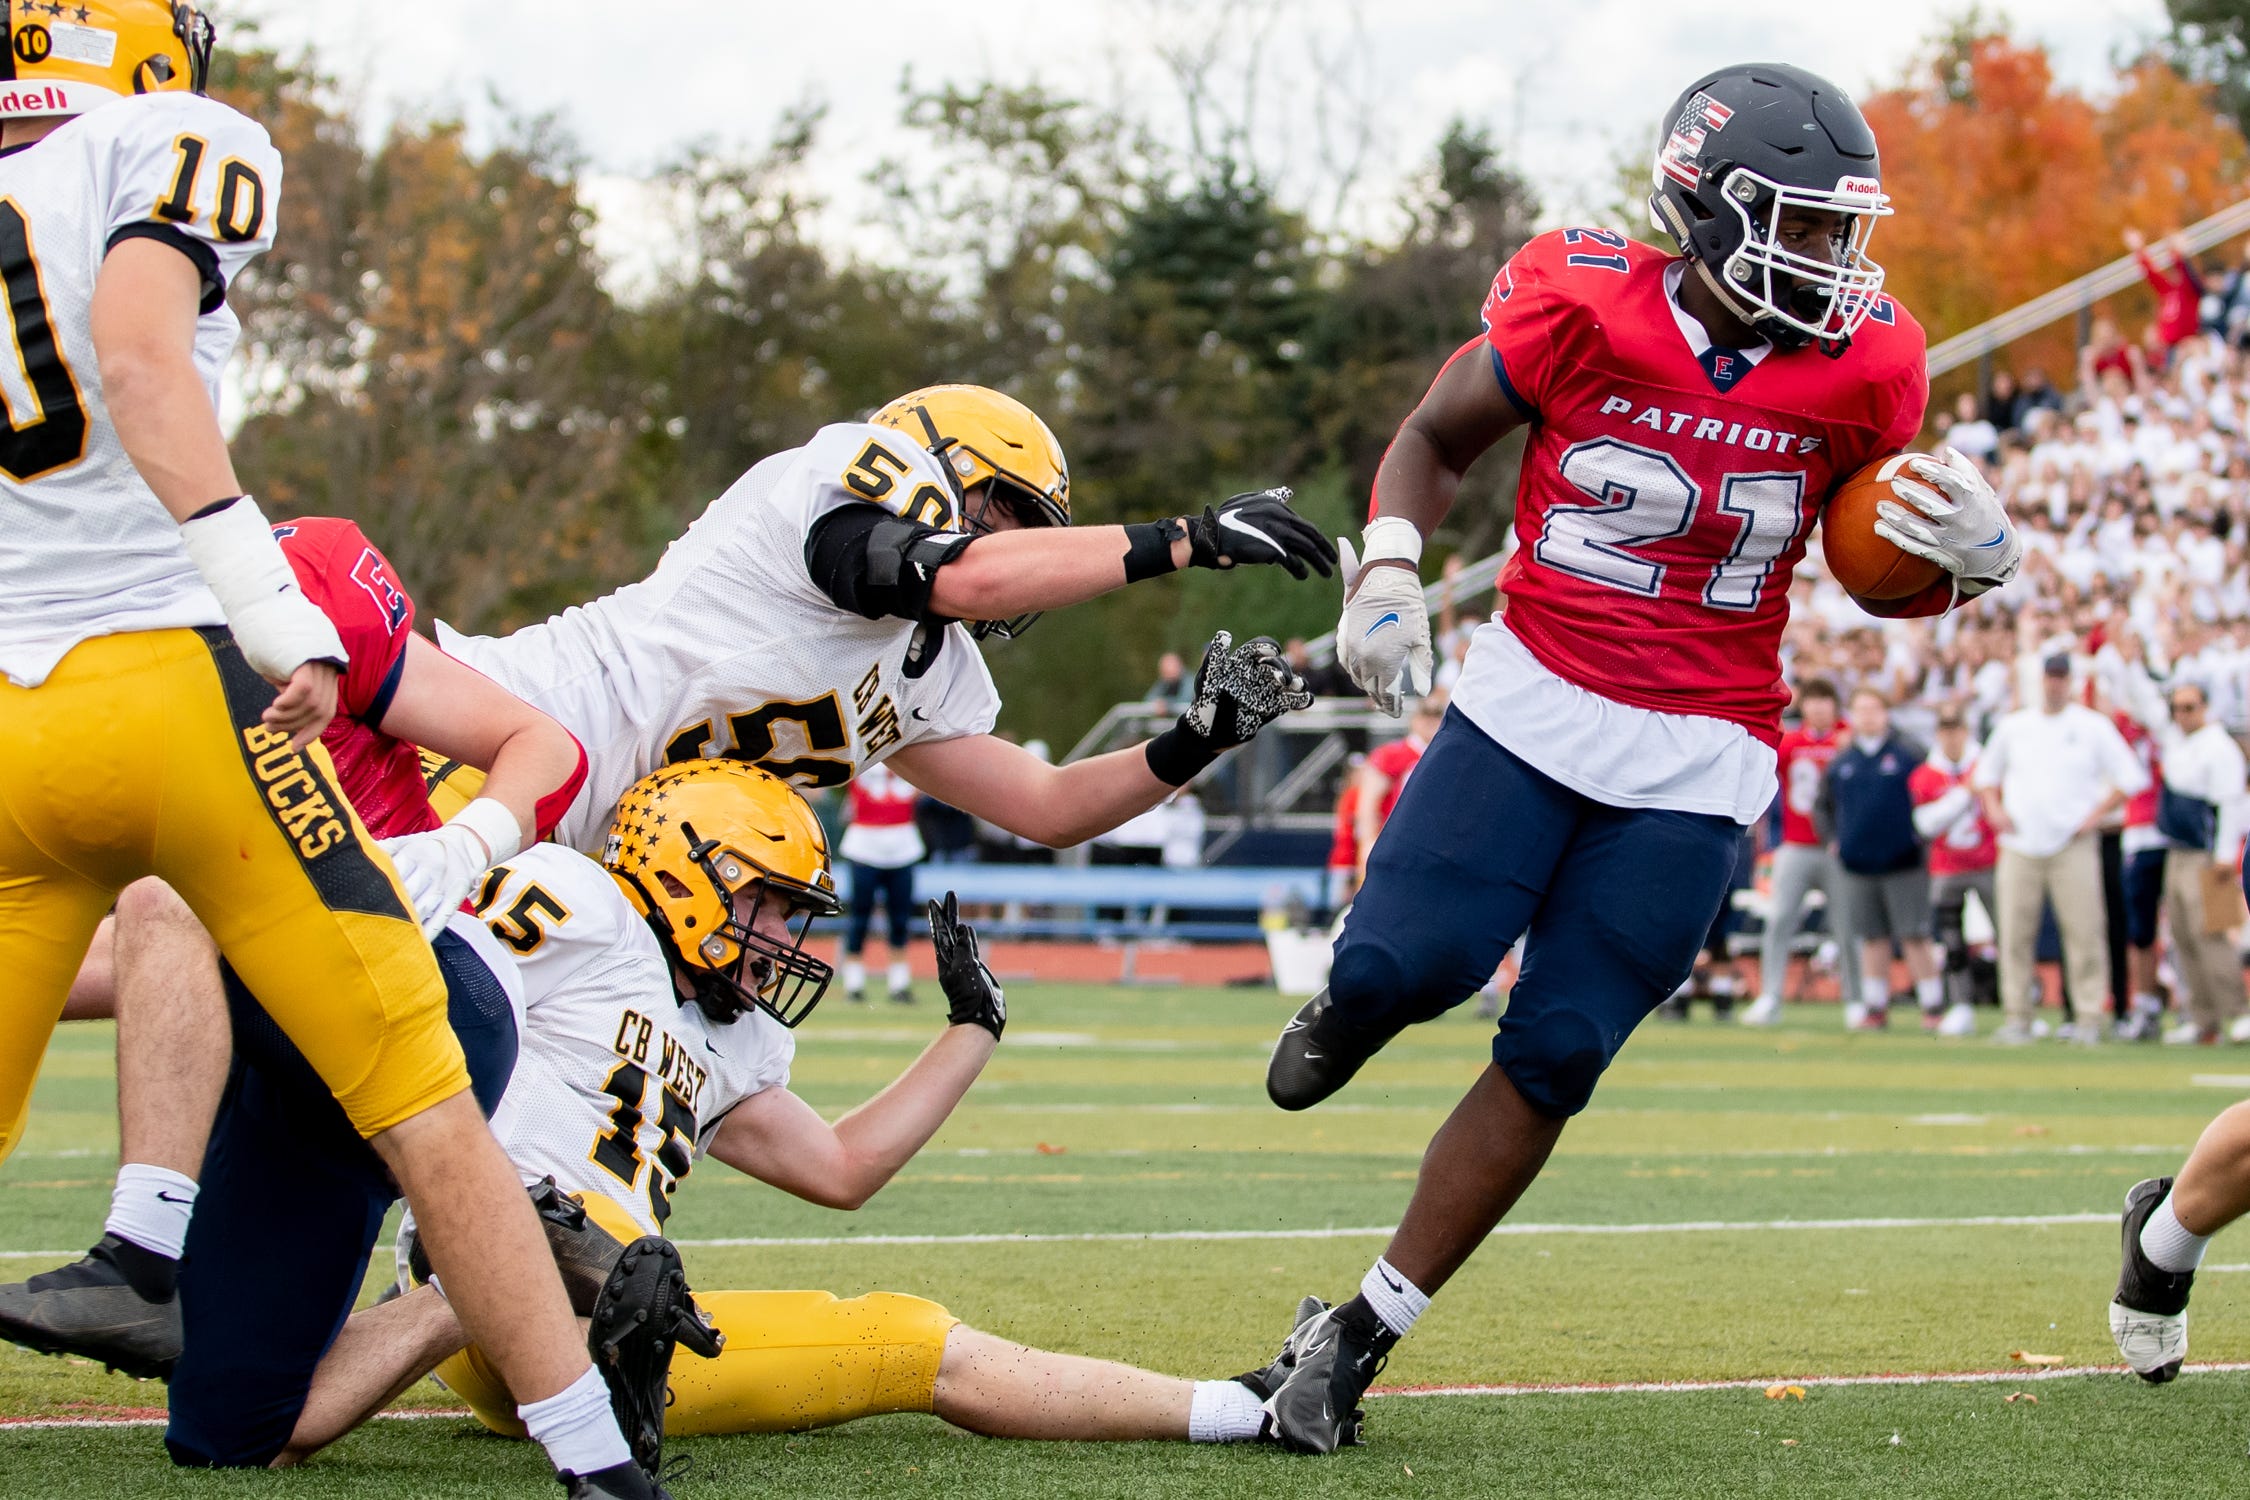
[805,507,974,622]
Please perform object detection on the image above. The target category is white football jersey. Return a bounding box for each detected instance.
[472,843,794,1239]
[0,93,281,688]
[439,421,1002,852]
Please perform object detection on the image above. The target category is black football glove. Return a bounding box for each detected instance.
[929,892,1005,1038]
[1186,488,1338,579]
[1145,630,1315,785]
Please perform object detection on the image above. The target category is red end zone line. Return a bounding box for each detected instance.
[1369,1361,2250,1399]
[0,1407,471,1431]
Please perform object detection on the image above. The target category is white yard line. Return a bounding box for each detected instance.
[0,1408,466,1431]
[1371,1361,2250,1399]
[0,1209,2121,1260]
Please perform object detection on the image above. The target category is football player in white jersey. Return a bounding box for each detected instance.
[279,760,1278,1457]
[433,383,1334,852]
[0,8,658,1495]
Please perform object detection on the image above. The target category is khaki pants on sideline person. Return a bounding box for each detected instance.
[1995,835,2108,1027]
[2163,847,2247,1033]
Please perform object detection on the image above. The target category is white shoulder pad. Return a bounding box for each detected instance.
[471,844,649,1000]
[89,92,281,304]
[780,422,964,534]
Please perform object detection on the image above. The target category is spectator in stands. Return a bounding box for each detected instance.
[2081,314,2142,387]
[2218,241,2250,349]
[1818,687,1944,1030]
[2129,228,2206,366]
[1355,694,1445,891]
[1326,751,1368,915]
[1910,704,1995,1036]
[839,761,928,1005]
[1947,390,2001,466]
[1145,652,1190,713]
[1744,678,1861,1027]
[2155,682,2249,1045]
[2109,695,2171,1039]
[1284,637,1351,699]
[1984,370,2024,437]
[1976,655,2150,1044]
[914,792,979,866]
[2017,365,2064,418]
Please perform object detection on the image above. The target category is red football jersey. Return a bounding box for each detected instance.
[1477,229,1930,745]
[1366,736,1427,823]
[273,517,441,840]
[1774,725,1843,847]
[1909,754,1996,876]
[2113,711,2161,830]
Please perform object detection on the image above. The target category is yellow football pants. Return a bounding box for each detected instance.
[419,750,484,824]
[0,628,468,1161]
[437,1288,958,1437]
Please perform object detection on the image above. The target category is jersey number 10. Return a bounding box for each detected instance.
[0,199,85,481]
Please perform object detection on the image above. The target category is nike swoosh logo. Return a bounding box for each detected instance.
[911,708,932,722]
[1363,613,1400,639]
[1219,510,1279,552]
[155,1192,192,1205]
[1972,530,2006,548]
[1302,1049,1324,1062]
[1377,1266,1403,1293]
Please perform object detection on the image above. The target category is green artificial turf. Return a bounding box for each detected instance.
[5,986,2247,1496]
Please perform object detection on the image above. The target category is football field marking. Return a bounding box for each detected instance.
[0,1209,2122,1259]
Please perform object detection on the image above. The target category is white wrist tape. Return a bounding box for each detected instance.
[450,797,523,868]
[177,495,348,683]
[1361,515,1424,567]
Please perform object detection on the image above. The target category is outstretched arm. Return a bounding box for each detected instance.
[709,1026,998,1210]
[378,635,586,846]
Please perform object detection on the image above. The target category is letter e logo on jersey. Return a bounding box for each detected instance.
[351,547,409,632]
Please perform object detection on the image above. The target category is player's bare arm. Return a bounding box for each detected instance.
[92,237,342,747]
[887,630,1313,847]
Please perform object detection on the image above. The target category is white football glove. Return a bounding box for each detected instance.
[378,798,521,939]
[1335,517,1433,718]
[1871,446,2022,598]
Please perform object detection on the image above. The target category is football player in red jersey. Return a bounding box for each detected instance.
[1743,677,1861,1024]
[1247,64,2021,1452]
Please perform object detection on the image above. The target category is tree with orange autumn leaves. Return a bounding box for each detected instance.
[1863,30,2249,379]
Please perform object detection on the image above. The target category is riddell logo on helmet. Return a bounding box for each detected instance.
[0,86,68,113]
[1835,176,1883,200]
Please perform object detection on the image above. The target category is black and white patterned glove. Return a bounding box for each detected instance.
[929,892,1005,1038]
[1186,489,1338,579]
[1144,630,1315,786]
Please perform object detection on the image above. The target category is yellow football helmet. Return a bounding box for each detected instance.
[0,1,212,119]
[872,384,1070,638]
[603,759,841,1028]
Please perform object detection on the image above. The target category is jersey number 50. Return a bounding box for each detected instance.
[1535,438,1805,612]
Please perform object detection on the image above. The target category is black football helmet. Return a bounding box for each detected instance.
[1647,63,1891,352]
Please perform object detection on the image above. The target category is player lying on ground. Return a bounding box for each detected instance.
[431,383,1334,854]
[1245,62,2021,1453]
[0,11,664,1495]
[276,761,1279,1458]
[2110,1087,2250,1381]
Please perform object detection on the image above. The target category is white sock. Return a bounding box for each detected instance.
[1708,974,1737,998]
[888,958,912,993]
[1360,1257,1429,1338]
[518,1365,632,1478]
[105,1163,197,1259]
[2141,1193,2212,1274]
[1188,1379,1268,1442]
[2133,991,2164,1018]
[842,957,865,993]
[1861,974,1891,1010]
[1915,977,1944,1012]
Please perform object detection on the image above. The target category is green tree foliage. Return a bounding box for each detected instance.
[204,49,1539,745]
[2164,0,2250,139]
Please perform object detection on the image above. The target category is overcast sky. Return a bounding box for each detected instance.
[228,0,2169,281]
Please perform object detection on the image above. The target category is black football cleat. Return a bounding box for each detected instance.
[0,1235,179,1380]
[589,1236,702,1478]
[1235,1294,1330,1403]
[2111,1176,2194,1384]
[1266,989,1401,1111]
[1260,1296,1394,1454]
[560,1460,670,1499]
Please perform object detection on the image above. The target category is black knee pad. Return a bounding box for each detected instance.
[1330,937,1482,1029]
[1494,1007,1611,1118]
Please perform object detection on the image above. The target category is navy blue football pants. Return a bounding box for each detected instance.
[1330,708,1742,1118]
[844,860,917,954]
[165,930,518,1468]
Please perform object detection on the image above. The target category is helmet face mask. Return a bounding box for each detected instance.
[604,761,841,1030]
[1647,63,1892,353]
